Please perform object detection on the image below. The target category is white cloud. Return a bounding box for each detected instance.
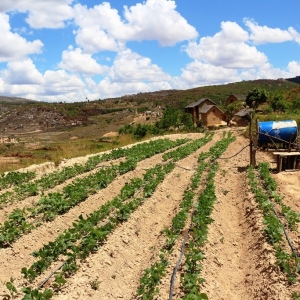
[73,0,198,53]
[0,13,43,62]
[43,70,85,94]
[90,49,172,98]
[58,47,108,76]
[184,21,267,69]
[287,61,300,76]
[2,58,44,84]
[109,49,171,83]
[244,18,295,44]
[0,0,74,29]
[0,60,87,102]
[123,0,198,46]
[95,77,172,99]
[178,60,240,88]
[73,2,124,53]
[239,62,291,81]
[74,26,121,54]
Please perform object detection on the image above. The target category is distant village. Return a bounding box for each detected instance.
[0,95,248,145]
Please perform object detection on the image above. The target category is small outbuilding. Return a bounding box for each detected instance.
[199,104,225,127]
[226,94,246,106]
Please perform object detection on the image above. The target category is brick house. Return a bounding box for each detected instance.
[185,98,225,126]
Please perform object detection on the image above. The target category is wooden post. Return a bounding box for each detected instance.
[249,113,256,167]
[193,107,197,126]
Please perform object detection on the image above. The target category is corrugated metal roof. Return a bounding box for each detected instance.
[185,98,216,108]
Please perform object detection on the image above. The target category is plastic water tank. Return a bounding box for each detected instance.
[257,120,298,145]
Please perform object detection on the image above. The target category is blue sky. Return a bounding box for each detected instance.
[0,0,300,102]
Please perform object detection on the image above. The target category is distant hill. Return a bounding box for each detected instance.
[0,96,37,103]
[0,78,299,138]
[286,76,300,84]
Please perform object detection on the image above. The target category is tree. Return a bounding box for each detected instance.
[225,102,238,126]
[269,92,287,112]
[245,88,268,110]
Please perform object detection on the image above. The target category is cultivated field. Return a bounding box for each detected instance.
[0,129,300,300]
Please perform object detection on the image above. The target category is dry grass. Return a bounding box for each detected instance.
[0,134,142,173]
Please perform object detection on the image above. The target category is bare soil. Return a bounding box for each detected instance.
[0,129,299,300]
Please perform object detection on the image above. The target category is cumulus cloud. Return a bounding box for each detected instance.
[90,49,172,98]
[287,61,300,76]
[0,0,74,29]
[58,46,108,76]
[0,13,43,62]
[244,18,295,44]
[0,61,86,102]
[2,58,44,84]
[73,2,124,53]
[43,70,85,94]
[109,49,171,83]
[73,0,198,53]
[238,62,291,81]
[178,60,240,88]
[184,21,267,69]
[123,0,198,46]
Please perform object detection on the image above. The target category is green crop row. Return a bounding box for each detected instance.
[180,132,235,299]
[0,170,36,191]
[162,133,214,162]
[0,138,189,247]
[17,162,175,299]
[3,134,217,299]
[0,138,189,206]
[258,162,300,231]
[247,164,300,284]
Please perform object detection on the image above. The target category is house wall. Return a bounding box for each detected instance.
[201,108,223,126]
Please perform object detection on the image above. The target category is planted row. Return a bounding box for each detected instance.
[247,164,300,284]
[162,133,214,162]
[258,162,300,231]
[0,138,189,247]
[20,163,175,298]
[0,138,189,206]
[0,170,36,191]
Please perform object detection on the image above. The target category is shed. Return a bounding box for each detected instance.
[185,98,217,126]
[226,94,246,106]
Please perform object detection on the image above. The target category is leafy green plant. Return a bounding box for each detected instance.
[21,287,53,300]
[5,277,18,299]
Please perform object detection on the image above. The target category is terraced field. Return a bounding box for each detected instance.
[0,129,300,300]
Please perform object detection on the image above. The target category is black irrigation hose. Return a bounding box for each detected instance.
[169,225,191,300]
[218,143,250,160]
[169,142,247,299]
[269,201,299,258]
[38,262,66,288]
[258,172,299,257]
[169,162,214,300]
[174,164,194,171]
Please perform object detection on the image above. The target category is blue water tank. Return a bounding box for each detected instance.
[257,120,298,145]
